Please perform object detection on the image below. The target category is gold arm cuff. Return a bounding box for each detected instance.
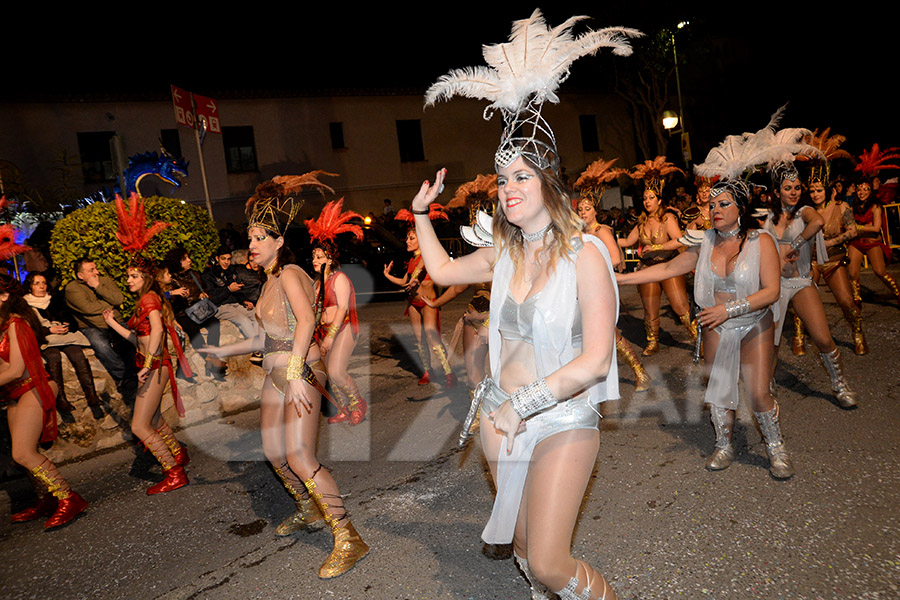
[286,354,307,381]
[143,353,156,369]
[651,244,664,251]
[326,323,340,339]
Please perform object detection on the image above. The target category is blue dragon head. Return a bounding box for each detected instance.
[124,151,189,196]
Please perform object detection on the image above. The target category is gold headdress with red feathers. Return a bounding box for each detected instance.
[798,128,852,186]
[304,198,363,259]
[247,171,338,236]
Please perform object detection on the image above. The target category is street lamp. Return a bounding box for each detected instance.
[669,21,691,168]
[662,111,679,131]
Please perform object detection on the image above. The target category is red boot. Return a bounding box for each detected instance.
[327,386,351,424]
[328,408,351,424]
[156,423,189,467]
[44,492,88,529]
[11,494,58,523]
[147,466,189,495]
[346,388,368,426]
[417,371,431,385]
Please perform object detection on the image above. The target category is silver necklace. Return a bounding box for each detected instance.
[716,227,741,239]
[522,222,552,242]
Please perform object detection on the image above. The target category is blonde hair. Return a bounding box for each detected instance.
[492,155,583,275]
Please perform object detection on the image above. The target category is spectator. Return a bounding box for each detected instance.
[163,246,227,381]
[202,247,259,341]
[232,248,266,365]
[25,272,101,413]
[382,198,396,220]
[64,258,137,404]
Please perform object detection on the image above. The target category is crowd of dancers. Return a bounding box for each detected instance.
[3,10,898,600]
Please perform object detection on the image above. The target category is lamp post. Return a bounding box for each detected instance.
[669,21,692,169]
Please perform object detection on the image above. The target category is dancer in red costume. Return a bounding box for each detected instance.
[103,195,192,494]
[306,199,368,425]
[2,273,89,528]
[384,206,456,388]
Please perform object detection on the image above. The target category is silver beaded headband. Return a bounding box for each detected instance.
[710,180,752,205]
[770,161,800,188]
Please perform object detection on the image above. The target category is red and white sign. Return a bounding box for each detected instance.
[171,85,221,134]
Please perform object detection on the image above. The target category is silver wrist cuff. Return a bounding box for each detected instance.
[789,236,806,251]
[724,299,751,319]
[510,378,557,419]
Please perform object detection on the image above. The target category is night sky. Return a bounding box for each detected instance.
[5,6,897,162]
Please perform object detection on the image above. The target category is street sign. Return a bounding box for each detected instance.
[171,85,195,128]
[194,93,221,134]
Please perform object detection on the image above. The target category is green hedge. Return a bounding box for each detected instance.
[50,196,218,313]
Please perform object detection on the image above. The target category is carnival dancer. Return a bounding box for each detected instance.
[763,157,858,409]
[2,274,88,528]
[617,157,696,355]
[305,198,368,425]
[422,10,639,598]
[848,144,900,308]
[682,177,713,231]
[383,206,457,388]
[618,178,790,477]
[792,129,866,355]
[103,195,192,494]
[575,159,650,392]
[200,174,368,578]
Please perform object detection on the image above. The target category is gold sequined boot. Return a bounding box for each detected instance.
[304,465,369,578]
[705,406,735,471]
[753,403,794,479]
[819,348,858,409]
[850,279,862,308]
[272,464,325,535]
[642,318,660,356]
[791,314,806,356]
[31,459,88,529]
[617,335,650,392]
[679,313,698,344]
[850,306,868,355]
[882,273,900,308]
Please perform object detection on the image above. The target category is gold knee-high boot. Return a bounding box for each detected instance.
[791,314,806,356]
[431,343,457,388]
[849,305,868,355]
[272,464,325,535]
[678,313,698,344]
[850,279,862,307]
[304,465,369,578]
[642,318,660,356]
[617,336,650,392]
[416,343,431,385]
[882,273,900,307]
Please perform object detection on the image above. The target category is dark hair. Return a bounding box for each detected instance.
[72,256,94,275]
[23,271,50,295]
[770,177,813,227]
[852,178,877,216]
[215,246,232,258]
[0,274,46,345]
[163,246,190,274]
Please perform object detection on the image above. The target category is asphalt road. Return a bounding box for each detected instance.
[1,270,899,600]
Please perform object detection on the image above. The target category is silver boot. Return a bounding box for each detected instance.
[754,403,794,479]
[705,406,736,471]
[819,348,857,409]
[514,553,552,600]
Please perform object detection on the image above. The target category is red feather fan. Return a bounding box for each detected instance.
[115,193,170,254]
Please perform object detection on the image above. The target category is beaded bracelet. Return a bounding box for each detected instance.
[651,243,664,251]
[510,378,557,419]
[286,354,307,381]
[724,298,751,319]
[789,236,807,251]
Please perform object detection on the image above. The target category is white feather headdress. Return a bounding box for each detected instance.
[695,105,824,182]
[425,9,642,172]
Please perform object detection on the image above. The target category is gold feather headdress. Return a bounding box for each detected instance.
[630,156,684,197]
[797,128,851,186]
[425,9,642,173]
[246,171,338,236]
[574,158,626,205]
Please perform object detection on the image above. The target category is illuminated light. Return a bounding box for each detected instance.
[662,110,679,130]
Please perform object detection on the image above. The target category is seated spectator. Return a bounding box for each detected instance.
[25,272,102,413]
[202,247,259,341]
[64,258,137,404]
[162,246,226,381]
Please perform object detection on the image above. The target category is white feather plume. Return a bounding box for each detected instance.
[695,105,823,180]
[425,9,642,112]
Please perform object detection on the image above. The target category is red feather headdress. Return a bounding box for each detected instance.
[304,198,363,257]
[115,193,170,254]
[855,143,900,179]
[395,203,450,223]
[0,196,31,261]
